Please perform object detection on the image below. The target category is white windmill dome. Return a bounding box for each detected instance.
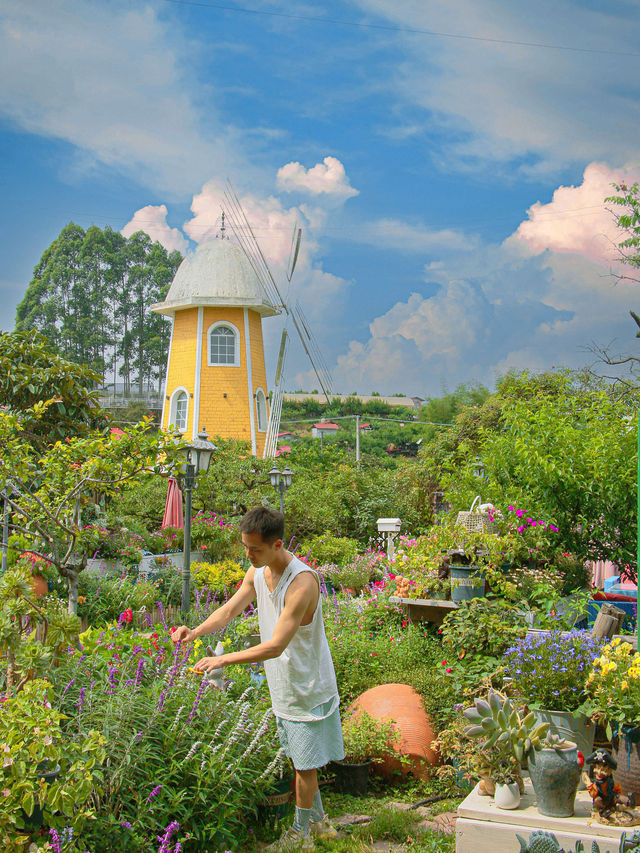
[152,239,280,317]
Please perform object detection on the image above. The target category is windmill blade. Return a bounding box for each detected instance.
[263,329,290,458]
[293,303,333,387]
[287,226,302,283]
[291,304,333,402]
[222,190,280,308]
[224,182,285,308]
[274,328,288,387]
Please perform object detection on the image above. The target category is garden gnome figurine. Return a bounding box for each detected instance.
[583,749,638,824]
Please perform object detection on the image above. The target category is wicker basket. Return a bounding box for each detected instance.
[455,496,495,534]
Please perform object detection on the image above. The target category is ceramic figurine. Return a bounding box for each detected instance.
[582,749,640,826]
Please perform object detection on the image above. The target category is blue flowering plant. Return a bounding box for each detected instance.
[502,630,604,713]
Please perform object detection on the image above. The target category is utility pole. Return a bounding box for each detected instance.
[355,414,360,467]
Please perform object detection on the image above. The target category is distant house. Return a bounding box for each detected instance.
[311,422,339,439]
[359,422,372,431]
[275,445,291,457]
[277,431,298,442]
[410,396,425,409]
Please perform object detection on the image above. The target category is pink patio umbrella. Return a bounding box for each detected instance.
[162,476,184,529]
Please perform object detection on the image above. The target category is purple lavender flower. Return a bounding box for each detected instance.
[147,784,163,803]
[75,687,86,710]
[157,819,179,853]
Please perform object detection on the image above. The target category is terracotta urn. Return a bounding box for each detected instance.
[30,573,48,598]
[350,683,440,780]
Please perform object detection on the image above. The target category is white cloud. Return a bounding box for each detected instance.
[330,229,637,395]
[277,157,359,199]
[0,0,248,195]
[513,162,639,265]
[352,0,640,174]
[353,217,478,253]
[121,205,189,254]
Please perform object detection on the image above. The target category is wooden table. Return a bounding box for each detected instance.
[456,777,631,853]
[389,596,457,626]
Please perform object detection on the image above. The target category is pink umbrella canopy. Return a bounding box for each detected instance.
[162,476,184,529]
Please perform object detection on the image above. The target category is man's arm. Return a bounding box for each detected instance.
[171,565,256,643]
[193,571,316,672]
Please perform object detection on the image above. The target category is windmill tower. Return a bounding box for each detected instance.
[222,184,334,458]
[152,220,280,456]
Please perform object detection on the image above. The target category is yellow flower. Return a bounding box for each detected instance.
[611,637,621,647]
[622,681,629,691]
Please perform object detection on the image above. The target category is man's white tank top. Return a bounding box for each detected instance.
[254,554,339,722]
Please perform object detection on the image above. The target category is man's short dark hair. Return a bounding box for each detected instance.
[238,506,284,542]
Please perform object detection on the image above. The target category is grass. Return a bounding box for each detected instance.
[251,776,462,852]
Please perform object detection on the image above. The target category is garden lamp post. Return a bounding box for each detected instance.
[176,428,217,615]
[269,464,294,515]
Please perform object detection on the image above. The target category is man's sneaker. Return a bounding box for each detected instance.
[264,826,315,851]
[309,816,339,840]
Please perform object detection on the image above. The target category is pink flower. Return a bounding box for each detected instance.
[516,509,524,518]
[445,668,453,674]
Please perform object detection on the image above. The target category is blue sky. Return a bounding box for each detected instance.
[1,0,639,396]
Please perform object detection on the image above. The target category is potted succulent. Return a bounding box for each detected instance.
[502,630,603,761]
[332,710,402,796]
[463,690,550,796]
[527,732,582,817]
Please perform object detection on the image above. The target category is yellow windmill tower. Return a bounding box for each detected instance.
[152,224,280,456]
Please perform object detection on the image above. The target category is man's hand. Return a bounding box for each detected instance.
[193,655,225,673]
[171,625,194,644]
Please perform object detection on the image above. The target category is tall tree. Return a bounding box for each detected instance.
[16,224,182,393]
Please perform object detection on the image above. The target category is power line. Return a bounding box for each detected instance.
[160,0,640,59]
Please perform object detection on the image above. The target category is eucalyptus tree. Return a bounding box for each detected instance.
[15,224,182,392]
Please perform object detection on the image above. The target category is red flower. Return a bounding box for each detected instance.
[169,626,177,634]
[446,668,453,674]
[441,660,448,666]
[121,609,133,623]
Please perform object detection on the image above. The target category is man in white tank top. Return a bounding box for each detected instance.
[171,506,344,851]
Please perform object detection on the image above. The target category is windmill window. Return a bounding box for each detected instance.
[170,388,189,433]
[256,388,267,432]
[208,322,240,367]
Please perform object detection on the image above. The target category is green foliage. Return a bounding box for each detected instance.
[341,710,401,764]
[0,330,109,450]
[0,404,178,613]
[606,182,640,274]
[51,625,285,852]
[107,474,171,533]
[0,565,82,697]
[584,638,640,728]
[0,679,106,853]
[77,574,159,626]
[299,531,359,565]
[324,594,441,706]
[430,369,640,576]
[439,598,526,660]
[193,436,273,517]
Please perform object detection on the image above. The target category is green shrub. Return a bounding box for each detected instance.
[298,531,359,566]
[191,511,240,561]
[191,559,245,595]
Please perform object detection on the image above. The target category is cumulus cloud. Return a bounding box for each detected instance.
[121,205,189,254]
[0,0,247,195]
[277,157,359,199]
[330,229,636,396]
[513,162,640,265]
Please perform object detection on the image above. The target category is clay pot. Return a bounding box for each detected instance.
[30,573,48,598]
[350,683,440,780]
